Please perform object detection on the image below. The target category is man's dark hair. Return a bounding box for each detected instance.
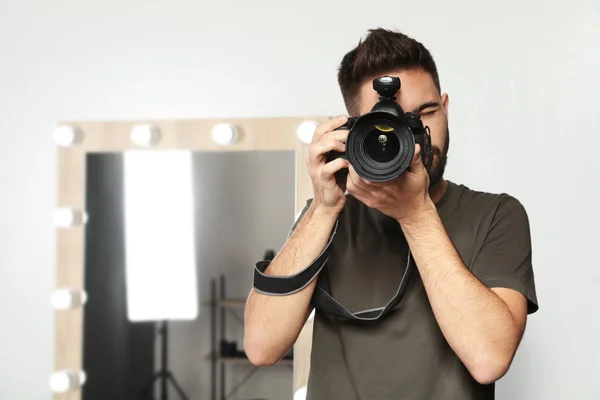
[338,28,441,116]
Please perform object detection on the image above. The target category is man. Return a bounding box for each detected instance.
[244,28,539,400]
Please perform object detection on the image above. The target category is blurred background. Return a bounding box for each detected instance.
[1,0,599,399]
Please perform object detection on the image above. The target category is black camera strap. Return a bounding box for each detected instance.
[252,220,414,322]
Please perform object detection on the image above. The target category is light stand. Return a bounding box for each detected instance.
[137,321,189,400]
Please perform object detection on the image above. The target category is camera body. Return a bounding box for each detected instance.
[328,76,433,183]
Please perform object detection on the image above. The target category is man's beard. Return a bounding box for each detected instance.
[427,125,449,189]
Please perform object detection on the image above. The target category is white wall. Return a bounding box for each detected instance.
[1,0,599,399]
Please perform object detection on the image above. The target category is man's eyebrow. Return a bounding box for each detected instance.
[411,101,439,113]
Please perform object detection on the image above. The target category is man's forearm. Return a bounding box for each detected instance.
[398,202,521,384]
[244,202,339,366]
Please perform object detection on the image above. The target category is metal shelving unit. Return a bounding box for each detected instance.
[208,275,293,400]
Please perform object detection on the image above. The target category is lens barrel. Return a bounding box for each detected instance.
[345,112,415,182]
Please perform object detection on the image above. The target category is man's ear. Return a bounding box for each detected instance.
[441,93,449,117]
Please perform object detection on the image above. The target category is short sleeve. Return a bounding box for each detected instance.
[471,195,539,314]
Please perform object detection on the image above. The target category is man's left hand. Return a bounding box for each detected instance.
[346,144,434,224]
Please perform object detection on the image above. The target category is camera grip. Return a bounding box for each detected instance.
[326,150,349,187]
[328,116,356,185]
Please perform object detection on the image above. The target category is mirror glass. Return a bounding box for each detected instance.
[82,149,296,400]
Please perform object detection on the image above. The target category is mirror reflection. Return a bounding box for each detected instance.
[82,149,296,400]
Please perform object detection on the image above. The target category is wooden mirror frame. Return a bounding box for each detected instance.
[53,116,327,399]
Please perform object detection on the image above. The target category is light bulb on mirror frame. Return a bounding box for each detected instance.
[294,385,308,400]
[53,125,83,147]
[130,124,160,147]
[51,288,88,310]
[211,123,238,146]
[48,370,86,393]
[296,121,319,144]
[53,208,87,227]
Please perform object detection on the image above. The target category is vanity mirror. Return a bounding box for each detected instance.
[52,117,325,399]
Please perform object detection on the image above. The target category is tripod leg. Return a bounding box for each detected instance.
[165,372,190,400]
[138,371,164,400]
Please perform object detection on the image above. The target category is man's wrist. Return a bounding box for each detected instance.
[311,201,343,221]
[396,199,438,231]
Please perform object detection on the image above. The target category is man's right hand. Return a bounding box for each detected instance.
[307,115,351,213]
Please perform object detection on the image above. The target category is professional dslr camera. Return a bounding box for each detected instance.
[328,76,434,183]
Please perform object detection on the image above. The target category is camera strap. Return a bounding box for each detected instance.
[252,220,414,322]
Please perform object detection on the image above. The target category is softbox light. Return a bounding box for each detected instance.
[123,150,198,322]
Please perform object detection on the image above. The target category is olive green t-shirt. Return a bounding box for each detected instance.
[296,180,538,400]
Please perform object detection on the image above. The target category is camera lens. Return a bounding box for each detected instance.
[365,125,400,163]
[345,114,415,182]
